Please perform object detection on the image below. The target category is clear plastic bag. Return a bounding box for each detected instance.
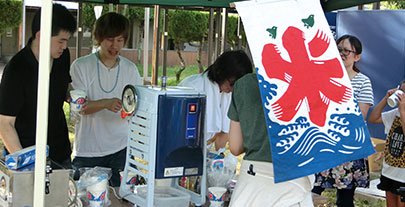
[70,110,81,125]
[77,167,112,207]
[207,153,238,189]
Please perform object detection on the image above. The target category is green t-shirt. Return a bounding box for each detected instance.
[228,74,272,162]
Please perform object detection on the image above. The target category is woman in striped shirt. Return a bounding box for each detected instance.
[313,35,374,207]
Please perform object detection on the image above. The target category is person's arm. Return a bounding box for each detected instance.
[369,88,396,124]
[66,83,73,102]
[81,98,122,115]
[214,132,228,150]
[0,115,23,153]
[358,102,371,120]
[229,120,244,156]
[398,93,405,133]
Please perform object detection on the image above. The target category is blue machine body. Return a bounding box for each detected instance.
[155,94,206,179]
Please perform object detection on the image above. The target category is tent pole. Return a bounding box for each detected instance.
[162,8,169,77]
[220,8,228,54]
[143,7,150,85]
[208,8,214,66]
[151,5,161,85]
[76,2,83,58]
[33,0,52,206]
[214,8,221,58]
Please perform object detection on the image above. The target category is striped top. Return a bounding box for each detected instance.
[351,72,374,106]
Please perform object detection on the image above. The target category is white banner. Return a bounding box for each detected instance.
[236,0,375,183]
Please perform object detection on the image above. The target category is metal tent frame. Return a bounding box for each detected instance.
[33,0,382,206]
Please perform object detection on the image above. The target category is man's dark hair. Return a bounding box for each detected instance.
[206,50,253,86]
[31,3,76,38]
[93,12,130,45]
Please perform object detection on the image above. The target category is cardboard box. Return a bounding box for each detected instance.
[368,138,386,172]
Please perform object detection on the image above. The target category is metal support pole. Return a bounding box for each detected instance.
[76,2,83,58]
[33,0,52,206]
[162,8,169,77]
[143,8,150,85]
[220,8,228,54]
[214,8,221,58]
[208,8,214,66]
[21,0,26,48]
[151,5,161,85]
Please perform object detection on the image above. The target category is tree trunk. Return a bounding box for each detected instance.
[197,37,204,73]
[175,42,186,82]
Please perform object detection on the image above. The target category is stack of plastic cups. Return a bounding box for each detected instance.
[70,89,86,124]
[87,175,108,207]
[208,187,227,207]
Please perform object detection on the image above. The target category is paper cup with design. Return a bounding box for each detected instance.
[388,90,404,108]
[70,89,86,112]
[119,171,137,190]
[86,174,108,207]
[208,187,227,207]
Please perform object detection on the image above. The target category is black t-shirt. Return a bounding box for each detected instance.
[0,38,72,163]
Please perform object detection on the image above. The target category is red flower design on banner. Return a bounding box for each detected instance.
[262,26,351,126]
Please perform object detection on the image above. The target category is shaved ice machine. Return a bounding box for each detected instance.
[119,85,207,207]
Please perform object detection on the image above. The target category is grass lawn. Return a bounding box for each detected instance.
[135,64,203,86]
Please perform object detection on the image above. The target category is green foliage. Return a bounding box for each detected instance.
[227,15,246,48]
[168,10,208,44]
[128,7,147,21]
[385,1,405,9]
[136,64,201,81]
[82,3,110,32]
[0,0,22,35]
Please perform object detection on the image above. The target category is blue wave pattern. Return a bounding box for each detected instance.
[256,71,375,183]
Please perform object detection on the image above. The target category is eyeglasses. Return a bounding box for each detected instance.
[338,47,356,56]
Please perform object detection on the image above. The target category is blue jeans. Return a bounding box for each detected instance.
[72,148,126,187]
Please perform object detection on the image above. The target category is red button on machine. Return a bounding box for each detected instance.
[189,104,196,112]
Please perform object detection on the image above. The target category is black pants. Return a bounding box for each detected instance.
[72,148,127,187]
[312,186,356,207]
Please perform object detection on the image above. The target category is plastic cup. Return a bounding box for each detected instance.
[70,89,86,112]
[119,171,137,189]
[208,187,227,207]
[87,177,108,207]
[387,90,404,108]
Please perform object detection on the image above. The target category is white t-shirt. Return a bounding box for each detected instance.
[381,108,405,183]
[70,53,142,157]
[179,73,231,142]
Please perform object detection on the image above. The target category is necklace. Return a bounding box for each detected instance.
[96,53,120,93]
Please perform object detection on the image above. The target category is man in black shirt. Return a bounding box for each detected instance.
[0,4,76,168]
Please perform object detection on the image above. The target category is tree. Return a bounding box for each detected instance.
[226,15,247,50]
[384,1,405,9]
[0,0,22,35]
[168,10,208,82]
[81,4,152,50]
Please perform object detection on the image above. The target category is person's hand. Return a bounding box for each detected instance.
[398,92,405,114]
[386,88,398,99]
[104,98,122,113]
[80,97,89,115]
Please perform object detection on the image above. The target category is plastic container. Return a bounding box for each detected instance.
[137,186,190,207]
